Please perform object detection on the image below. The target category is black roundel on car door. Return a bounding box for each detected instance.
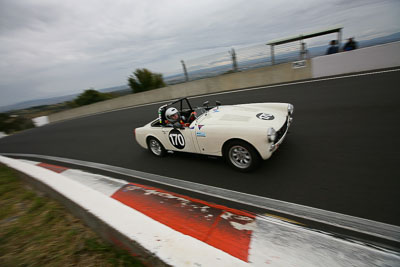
[256,113,275,120]
[168,129,185,149]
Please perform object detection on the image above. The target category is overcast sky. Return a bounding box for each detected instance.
[1,0,399,107]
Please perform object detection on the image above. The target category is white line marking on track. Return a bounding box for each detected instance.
[188,68,400,99]
[52,68,400,122]
[2,152,399,244]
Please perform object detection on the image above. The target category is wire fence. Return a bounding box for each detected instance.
[163,32,400,85]
[164,41,301,85]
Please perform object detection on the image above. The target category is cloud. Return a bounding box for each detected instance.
[0,1,63,34]
[0,0,399,106]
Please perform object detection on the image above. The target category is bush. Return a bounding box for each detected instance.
[73,89,113,107]
[128,68,166,93]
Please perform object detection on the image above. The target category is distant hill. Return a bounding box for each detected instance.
[0,85,130,112]
[359,32,400,47]
[98,85,130,93]
[0,94,79,113]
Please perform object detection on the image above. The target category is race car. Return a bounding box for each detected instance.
[134,98,294,172]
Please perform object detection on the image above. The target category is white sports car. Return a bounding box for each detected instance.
[134,98,293,171]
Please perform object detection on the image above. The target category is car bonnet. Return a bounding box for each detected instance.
[197,104,288,129]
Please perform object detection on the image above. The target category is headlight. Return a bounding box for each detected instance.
[267,127,276,142]
[288,104,294,115]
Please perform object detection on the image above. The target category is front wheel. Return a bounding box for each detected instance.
[147,137,166,157]
[224,141,261,172]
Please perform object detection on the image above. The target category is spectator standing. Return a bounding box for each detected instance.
[343,38,358,51]
[326,40,339,55]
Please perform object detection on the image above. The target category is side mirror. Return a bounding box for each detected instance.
[203,101,209,107]
[173,122,184,130]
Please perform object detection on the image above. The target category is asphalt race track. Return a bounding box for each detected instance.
[1,70,400,226]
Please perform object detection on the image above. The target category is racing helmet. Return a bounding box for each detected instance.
[165,107,180,122]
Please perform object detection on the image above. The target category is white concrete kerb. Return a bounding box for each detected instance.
[0,155,246,267]
[1,156,399,266]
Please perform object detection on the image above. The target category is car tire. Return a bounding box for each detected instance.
[224,140,261,172]
[147,137,166,157]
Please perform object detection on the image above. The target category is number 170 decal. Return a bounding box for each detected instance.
[169,129,185,149]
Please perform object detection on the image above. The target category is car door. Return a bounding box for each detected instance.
[160,126,197,153]
[191,114,219,155]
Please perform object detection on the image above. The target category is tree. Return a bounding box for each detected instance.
[128,68,166,93]
[74,89,113,107]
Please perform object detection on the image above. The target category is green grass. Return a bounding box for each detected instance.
[0,164,144,267]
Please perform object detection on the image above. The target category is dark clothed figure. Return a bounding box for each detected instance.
[343,38,358,51]
[326,40,339,55]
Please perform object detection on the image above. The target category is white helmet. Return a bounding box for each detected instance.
[165,107,180,122]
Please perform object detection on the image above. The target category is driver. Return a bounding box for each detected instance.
[165,107,185,126]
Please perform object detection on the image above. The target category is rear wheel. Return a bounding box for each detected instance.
[147,137,166,157]
[224,140,261,172]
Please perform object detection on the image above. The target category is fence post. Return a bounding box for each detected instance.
[181,60,189,82]
[270,45,275,65]
[229,48,238,72]
[337,29,342,51]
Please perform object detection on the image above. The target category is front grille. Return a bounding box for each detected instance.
[275,117,288,142]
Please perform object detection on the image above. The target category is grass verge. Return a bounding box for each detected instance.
[0,164,144,267]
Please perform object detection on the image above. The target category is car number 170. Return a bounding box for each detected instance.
[168,130,185,149]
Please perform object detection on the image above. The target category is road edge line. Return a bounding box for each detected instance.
[2,152,399,244]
